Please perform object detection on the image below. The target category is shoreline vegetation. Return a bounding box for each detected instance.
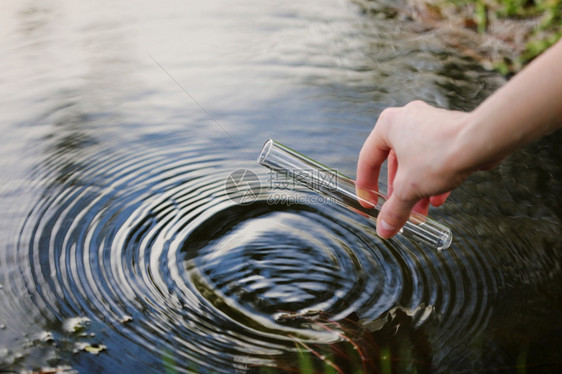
[354,0,561,75]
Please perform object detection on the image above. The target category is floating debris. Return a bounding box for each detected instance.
[77,343,106,355]
[33,331,54,344]
[62,317,90,335]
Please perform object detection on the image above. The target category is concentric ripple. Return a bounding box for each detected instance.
[182,203,390,331]
[3,129,508,372]
[1,0,561,371]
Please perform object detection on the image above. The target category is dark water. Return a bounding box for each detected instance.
[1,1,561,373]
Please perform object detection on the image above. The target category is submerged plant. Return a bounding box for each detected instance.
[252,306,435,374]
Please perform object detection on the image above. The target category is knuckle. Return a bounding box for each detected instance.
[392,177,420,204]
[376,107,398,125]
[406,100,427,109]
[393,188,413,205]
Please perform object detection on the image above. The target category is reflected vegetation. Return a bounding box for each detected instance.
[0,0,560,373]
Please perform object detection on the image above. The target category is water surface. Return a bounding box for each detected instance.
[1,1,561,373]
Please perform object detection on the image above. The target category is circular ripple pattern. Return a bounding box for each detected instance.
[8,135,506,373]
[182,203,391,330]
[1,0,560,371]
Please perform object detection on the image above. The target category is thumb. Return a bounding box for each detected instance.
[376,193,417,239]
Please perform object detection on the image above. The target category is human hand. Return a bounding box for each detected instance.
[357,42,562,240]
[357,101,475,239]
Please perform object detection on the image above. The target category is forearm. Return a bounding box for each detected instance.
[453,39,562,172]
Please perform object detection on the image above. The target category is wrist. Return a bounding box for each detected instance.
[445,111,481,177]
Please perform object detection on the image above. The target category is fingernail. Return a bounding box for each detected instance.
[357,187,376,208]
[377,218,396,238]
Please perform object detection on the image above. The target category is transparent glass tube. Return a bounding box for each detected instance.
[257,139,453,250]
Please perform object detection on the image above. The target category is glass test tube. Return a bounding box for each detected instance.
[257,139,453,250]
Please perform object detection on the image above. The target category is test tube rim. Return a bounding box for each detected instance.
[257,139,274,165]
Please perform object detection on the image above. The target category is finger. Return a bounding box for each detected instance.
[357,127,389,190]
[387,150,398,197]
[412,197,430,216]
[356,127,390,208]
[376,193,418,239]
[429,191,451,207]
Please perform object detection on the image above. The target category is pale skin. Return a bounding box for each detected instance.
[357,39,562,239]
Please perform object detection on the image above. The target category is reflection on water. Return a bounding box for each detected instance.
[0,0,561,373]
